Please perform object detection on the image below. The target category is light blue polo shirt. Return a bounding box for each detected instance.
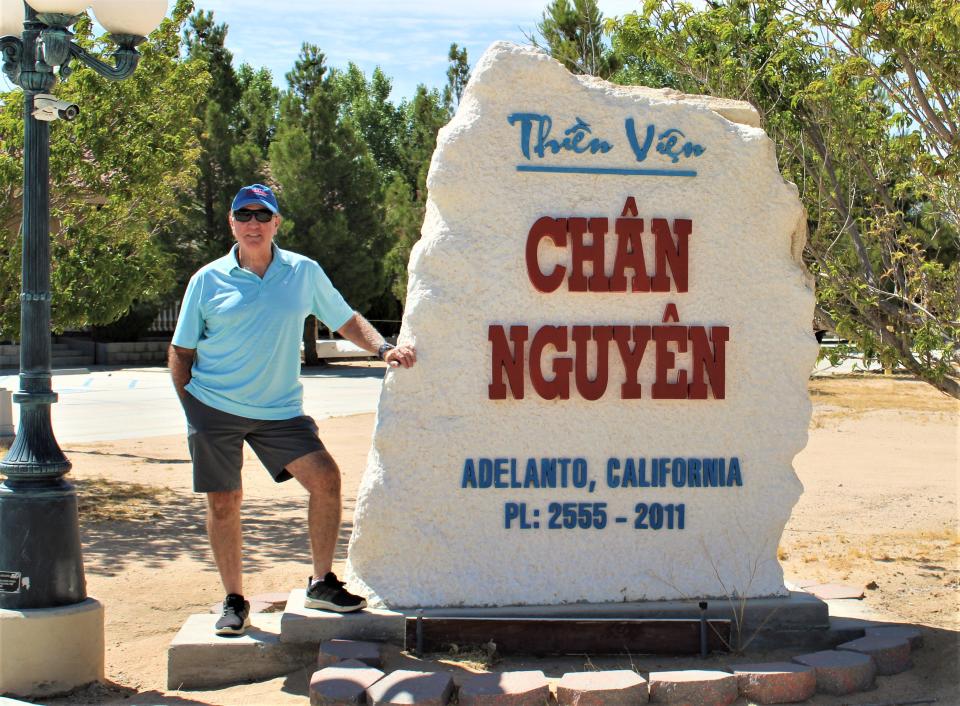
[172,244,355,420]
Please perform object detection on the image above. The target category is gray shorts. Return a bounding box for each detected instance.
[181,392,326,493]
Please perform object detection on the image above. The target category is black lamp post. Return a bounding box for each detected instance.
[0,0,167,610]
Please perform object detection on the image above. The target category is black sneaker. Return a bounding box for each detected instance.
[215,593,250,636]
[304,572,367,612]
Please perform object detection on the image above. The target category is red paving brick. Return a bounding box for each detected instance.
[865,625,923,650]
[366,670,454,705]
[310,662,385,705]
[458,671,550,705]
[837,635,912,675]
[793,650,876,695]
[729,662,816,704]
[648,670,737,705]
[557,670,648,705]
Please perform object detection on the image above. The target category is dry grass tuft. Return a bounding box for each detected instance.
[74,477,177,523]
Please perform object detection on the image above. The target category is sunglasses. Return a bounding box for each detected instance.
[233,209,274,223]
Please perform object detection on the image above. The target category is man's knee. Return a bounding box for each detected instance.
[288,450,341,495]
[207,489,242,521]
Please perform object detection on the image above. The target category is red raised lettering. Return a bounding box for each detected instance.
[489,325,528,400]
[613,325,652,399]
[689,325,728,399]
[525,217,567,292]
[572,326,614,400]
[652,325,688,399]
[610,217,650,293]
[530,326,572,399]
[651,218,690,293]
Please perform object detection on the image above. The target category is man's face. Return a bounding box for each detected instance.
[229,205,281,255]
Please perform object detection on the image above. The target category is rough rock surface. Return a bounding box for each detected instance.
[347,41,816,608]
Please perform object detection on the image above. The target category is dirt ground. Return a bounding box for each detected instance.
[9,372,959,705]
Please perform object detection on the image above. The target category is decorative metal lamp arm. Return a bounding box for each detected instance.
[64,34,142,81]
[1,35,22,83]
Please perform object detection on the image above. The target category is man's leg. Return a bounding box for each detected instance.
[286,450,341,577]
[206,488,244,596]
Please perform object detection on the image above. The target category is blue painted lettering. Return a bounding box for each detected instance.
[656,128,706,163]
[625,118,655,162]
[703,458,717,486]
[508,113,612,160]
[461,458,477,488]
[671,457,687,487]
[688,458,702,486]
[607,458,621,487]
[479,458,494,488]
[728,457,743,486]
[572,458,588,488]
[524,458,540,488]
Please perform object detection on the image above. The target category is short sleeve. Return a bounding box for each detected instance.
[171,274,205,349]
[311,263,354,331]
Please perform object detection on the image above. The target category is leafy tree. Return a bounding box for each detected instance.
[534,0,620,78]
[0,0,206,336]
[382,86,448,304]
[443,43,470,115]
[331,63,405,177]
[270,45,387,363]
[164,11,277,276]
[608,0,959,396]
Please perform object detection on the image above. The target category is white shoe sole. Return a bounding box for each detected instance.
[303,597,368,612]
[215,616,251,636]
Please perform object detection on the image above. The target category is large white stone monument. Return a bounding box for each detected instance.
[346,42,817,608]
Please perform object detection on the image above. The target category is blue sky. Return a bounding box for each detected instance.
[194,0,644,101]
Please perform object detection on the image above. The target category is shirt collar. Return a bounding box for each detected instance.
[216,243,291,274]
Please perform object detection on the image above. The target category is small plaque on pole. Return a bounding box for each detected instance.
[0,571,22,593]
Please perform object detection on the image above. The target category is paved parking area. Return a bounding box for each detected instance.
[0,365,386,443]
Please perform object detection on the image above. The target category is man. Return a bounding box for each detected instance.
[169,184,415,636]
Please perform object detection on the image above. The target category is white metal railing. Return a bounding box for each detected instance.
[148,301,180,333]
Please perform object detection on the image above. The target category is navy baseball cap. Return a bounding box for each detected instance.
[232,184,279,214]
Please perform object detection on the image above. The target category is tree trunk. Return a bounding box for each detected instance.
[302,315,320,367]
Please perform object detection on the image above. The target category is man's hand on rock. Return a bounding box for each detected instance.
[385,345,417,369]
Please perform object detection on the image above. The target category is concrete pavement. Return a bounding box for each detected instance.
[0,364,386,444]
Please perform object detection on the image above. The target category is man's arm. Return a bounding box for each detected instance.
[336,313,416,369]
[168,345,197,399]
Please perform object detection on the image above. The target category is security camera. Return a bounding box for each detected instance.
[32,94,80,122]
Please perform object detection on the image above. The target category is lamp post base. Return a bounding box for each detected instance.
[0,597,104,698]
[0,480,86,609]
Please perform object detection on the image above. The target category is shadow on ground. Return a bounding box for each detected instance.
[80,489,357,575]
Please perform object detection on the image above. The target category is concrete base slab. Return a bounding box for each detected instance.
[0,597,104,698]
[281,589,405,644]
[168,613,314,689]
